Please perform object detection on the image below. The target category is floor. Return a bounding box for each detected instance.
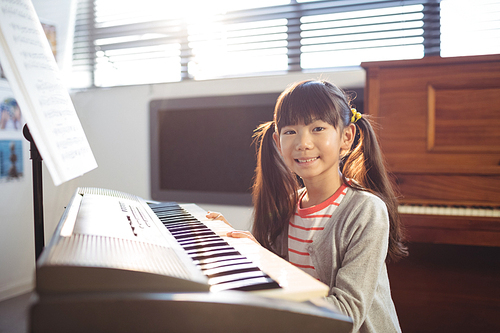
[0,292,32,333]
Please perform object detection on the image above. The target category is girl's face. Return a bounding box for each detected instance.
[274,119,355,185]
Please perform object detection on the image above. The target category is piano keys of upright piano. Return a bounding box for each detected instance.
[398,204,500,247]
[398,204,500,217]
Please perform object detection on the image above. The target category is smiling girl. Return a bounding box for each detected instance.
[208,80,407,333]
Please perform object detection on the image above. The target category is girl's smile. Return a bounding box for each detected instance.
[295,157,319,163]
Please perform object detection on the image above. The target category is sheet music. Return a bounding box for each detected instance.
[0,0,97,185]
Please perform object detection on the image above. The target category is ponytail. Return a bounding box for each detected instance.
[251,121,299,253]
[342,115,408,262]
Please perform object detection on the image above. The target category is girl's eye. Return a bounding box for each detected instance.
[283,129,296,135]
[313,127,325,132]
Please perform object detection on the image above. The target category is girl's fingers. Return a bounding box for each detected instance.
[226,231,259,244]
[206,211,231,227]
[206,211,220,219]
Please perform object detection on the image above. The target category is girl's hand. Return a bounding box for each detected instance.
[206,211,231,227]
[226,230,260,245]
[206,211,260,245]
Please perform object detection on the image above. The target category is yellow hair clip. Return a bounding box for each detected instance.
[351,108,361,123]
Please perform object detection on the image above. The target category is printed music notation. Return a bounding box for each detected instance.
[0,0,97,185]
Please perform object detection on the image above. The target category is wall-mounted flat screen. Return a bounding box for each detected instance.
[150,93,279,206]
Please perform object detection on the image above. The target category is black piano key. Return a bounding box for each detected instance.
[162,217,200,223]
[167,221,206,228]
[208,270,268,285]
[182,240,229,251]
[185,244,235,255]
[167,223,206,231]
[197,258,254,271]
[162,220,199,227]
[160,217,199,224]
[178,235,221,246]
[162,215,195,219]
[182,241,230,252]
[186,245,238,256]
[165,220,198,225]
[169,229,208,237]
[193,254,248,266]
[210,276,281,292]
[173,230,217,240]
[153,209,184,215]
[169,226,210,235]
[148,204,178,211]
[152,208,185,214]
[203,263,262,278]
[163,221,202,229]
[190,249,241,262]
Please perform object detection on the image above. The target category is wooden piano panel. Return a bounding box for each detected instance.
[362,55,500,245]
[429,86,500,152]
[364,55,500,177]
[395,174,500,206]
[400,214,500,247]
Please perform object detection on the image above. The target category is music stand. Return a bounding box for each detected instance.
[23,124,44,261]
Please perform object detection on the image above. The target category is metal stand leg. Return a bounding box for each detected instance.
[23,124,45,261]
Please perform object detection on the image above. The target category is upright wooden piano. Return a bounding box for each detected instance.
[362,54,500,246]
[361,55,500,333]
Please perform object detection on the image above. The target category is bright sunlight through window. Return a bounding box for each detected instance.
[90,0,289,86]
[72,0,500,88]
[300,5,425,69]
[440,0,500,57]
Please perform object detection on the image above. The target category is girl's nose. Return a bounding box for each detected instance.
[296,133,313,150]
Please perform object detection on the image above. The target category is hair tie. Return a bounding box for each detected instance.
[351,108,361,123]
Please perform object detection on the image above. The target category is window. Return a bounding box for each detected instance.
[440,0,500,57]
[71,0,497,88]
[187,18,289,79]
[300,5,426,68]
[71,0,292,88]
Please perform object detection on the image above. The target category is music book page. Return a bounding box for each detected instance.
[0,0,97,186]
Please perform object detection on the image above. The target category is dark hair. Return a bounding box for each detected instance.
[252,80,407,262]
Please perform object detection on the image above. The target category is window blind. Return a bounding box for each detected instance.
[71,0,443,88]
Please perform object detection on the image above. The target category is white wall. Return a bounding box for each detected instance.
[0,0,78,301]
[0,0,365,301]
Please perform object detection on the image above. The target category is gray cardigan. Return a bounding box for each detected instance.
[272,188,402,333]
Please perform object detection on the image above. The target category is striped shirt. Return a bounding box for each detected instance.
[288,184,349,279]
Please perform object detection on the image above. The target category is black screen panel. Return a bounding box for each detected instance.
[150,93,279,206]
